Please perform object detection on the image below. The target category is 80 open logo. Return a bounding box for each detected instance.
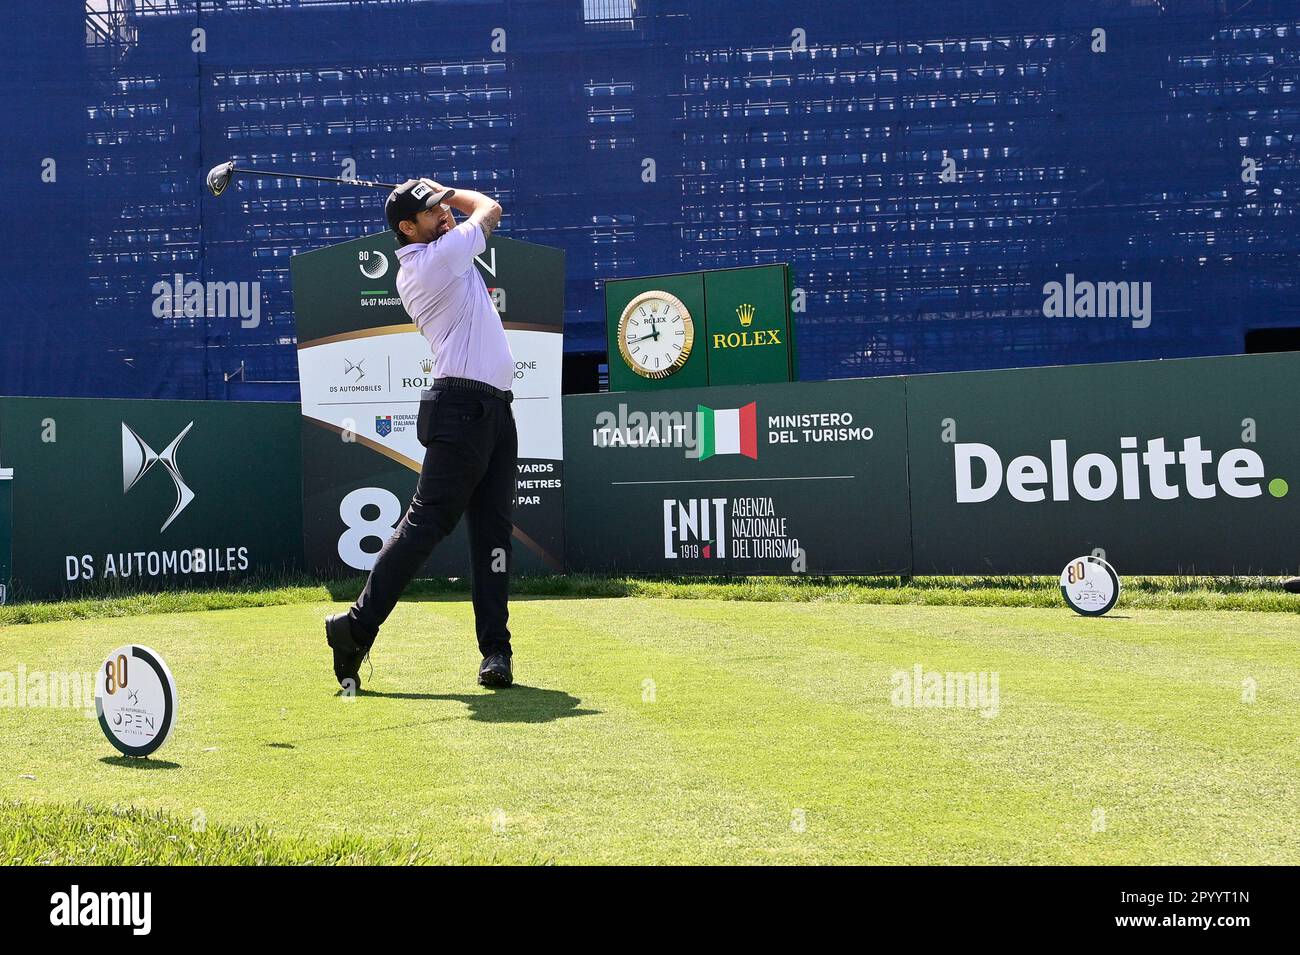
[95,644,179,758]
[1059,555,1121,617]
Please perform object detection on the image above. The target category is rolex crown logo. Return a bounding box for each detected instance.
[419,359,433,374]
[736,303,756,327]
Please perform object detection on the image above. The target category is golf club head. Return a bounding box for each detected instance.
[206,161,236,198]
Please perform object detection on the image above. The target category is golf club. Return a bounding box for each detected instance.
[205,161,454,204]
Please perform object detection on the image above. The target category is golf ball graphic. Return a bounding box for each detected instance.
[359,251,389,280]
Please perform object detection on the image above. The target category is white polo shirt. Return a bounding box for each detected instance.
[394,220,515,392]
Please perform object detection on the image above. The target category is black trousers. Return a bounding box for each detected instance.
[348,386,517,658]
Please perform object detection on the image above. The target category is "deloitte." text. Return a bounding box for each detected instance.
[955,436,1285,503]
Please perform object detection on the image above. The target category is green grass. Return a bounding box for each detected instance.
[2,591,1298,864]
[0,800,459,865]
[2,572,1297,627]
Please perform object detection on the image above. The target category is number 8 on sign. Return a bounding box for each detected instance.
[104,653,127,694]
[338,487,402,571]
[1059,555,1120,617]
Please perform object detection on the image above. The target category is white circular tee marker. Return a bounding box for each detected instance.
[95,645,178,758]
[1060,555,1121,617]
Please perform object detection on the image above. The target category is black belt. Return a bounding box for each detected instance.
[429,376,513,403]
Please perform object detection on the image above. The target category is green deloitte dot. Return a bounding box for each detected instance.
[1268,478,1289,498]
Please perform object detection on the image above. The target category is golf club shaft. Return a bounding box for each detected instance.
[230,166,398,190]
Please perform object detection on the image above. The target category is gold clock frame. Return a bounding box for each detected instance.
[616,290,695,380]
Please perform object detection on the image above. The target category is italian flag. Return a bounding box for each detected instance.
[697,402,757,461]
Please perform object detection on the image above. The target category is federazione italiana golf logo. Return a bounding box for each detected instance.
[952,434,1288,503]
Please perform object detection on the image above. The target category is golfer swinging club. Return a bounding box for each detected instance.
[325,178,516,690]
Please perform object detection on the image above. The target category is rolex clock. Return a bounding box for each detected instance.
[616,291,695,380]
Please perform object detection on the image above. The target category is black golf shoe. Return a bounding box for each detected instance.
[1284,577,1300,594]
[325,612,368,692]
[478,653,513,688]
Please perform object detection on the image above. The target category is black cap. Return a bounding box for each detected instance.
[385,179,456,233]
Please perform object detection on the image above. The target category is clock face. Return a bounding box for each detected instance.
[617,291,694,379]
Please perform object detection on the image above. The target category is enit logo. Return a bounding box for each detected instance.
[954,436,1289,503]
[664,498,728,559]
[122,422,195,533]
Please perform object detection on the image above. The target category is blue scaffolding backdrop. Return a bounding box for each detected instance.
[1,1,1297,400]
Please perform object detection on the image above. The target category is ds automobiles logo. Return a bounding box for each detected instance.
[122,422,196,532]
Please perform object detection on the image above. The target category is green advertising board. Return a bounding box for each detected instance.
[0,463,11,606]
[292,230,567,576]
[906,353,1300,575]
[702,265,795,387]
[0,397,304,600]
[604,271,709,393]
[605,265,794,393]
[562,353,1300,576]
[0,353,1290,595]
[563,378,912,575]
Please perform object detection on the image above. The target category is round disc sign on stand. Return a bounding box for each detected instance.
[94,644,178,758]
[1059,556,1121,617]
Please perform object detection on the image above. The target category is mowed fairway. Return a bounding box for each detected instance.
[2,595,1298,864]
